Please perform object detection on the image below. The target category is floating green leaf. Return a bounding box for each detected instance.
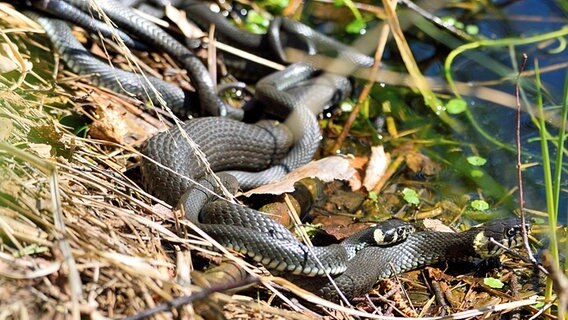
[465,24,479,35]
[446,98,467,114]
[402,188,420,205]
[470,200,489,211]
[467,156,487,166]
[484,277,504,289]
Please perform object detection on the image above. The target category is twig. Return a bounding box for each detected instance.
[488,238,548,276]
[527,300,556,320]
[123,275,260,320]
[515,53,538,265]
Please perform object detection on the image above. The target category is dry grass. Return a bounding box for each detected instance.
[0,3,296,319]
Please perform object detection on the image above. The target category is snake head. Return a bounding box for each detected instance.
[372,219,416,246]
[473,217,531,258]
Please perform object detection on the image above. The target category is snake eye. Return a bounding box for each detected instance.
[506,228,517,238]
[397,228,405,235]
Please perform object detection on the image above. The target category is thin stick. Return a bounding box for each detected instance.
[488,238,548,276]
[123,276,259,320]
[515,53,537,264]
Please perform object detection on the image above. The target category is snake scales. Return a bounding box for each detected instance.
[23,0,528,302]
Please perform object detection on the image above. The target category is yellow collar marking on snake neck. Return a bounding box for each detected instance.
[473,231,491,257]
[373,229,386,244]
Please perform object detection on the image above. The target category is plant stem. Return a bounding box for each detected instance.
[535,60,559,301]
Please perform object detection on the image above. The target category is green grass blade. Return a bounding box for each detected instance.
[535,60,559,301]
[556,69,568,276]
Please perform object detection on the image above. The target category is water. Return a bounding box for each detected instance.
[303,0,568,221]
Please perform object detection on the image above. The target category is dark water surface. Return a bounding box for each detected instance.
[442,0,568,221]
[303,0,567,221]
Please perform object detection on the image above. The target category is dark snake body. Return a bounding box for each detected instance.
[60,0,236,118]
[304,217,525,301]
[28,0,352,188]
[180,0,375,80]
[24,1,527,302]
[141,122,413,277]
[140,118,294,205]
[27,9,194,117]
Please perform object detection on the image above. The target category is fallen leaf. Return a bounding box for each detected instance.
[484,277,504,289]
[243,156,356,196]
[89,104,129,144]
[348,170,362,191]
[348,156,368,170]
[404,147,441,176]
[426,267,456,282]
[401,187,420,205]
[363,145,390,191]
[312,214,369,241]
[259,201,293,226]
[0,53,18,74]
[28,125,62,145]
[422,218,455,232]
[326,189,366,213]
[347,156,367,191]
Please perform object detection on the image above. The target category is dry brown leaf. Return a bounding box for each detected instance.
[0,45,18,74]
[313,215,369,241]
[348,155,368,170]
[348,170,363,191]
[427,267,456,282]
[422,218,455,232]
[347,156,367,191]
[166,4,205,38]
[404,147,441,175]
[89,104,129,143]
[243,156,356,196]
[363,145,390,191]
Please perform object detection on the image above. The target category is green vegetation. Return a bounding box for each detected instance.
[535,60,567,305]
